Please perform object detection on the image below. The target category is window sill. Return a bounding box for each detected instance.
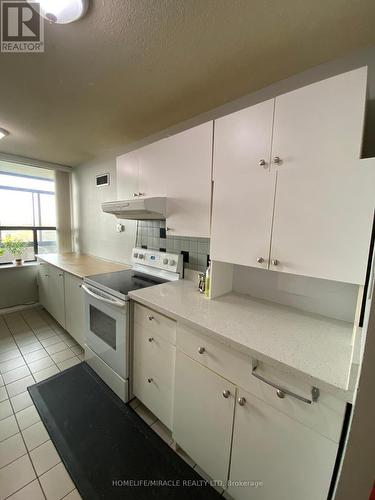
[0,261,38,271]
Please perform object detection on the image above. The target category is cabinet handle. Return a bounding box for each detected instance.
[238,397,246,406]
[258,159,267,168]
[222,390,231,398]
[166,227,171,232]
[148,337,154,342]
[147,378,153,383]
[58,273,63,277]
[133,193,139,197]
[273,156,281,164]
[256,257,264,264]
[148,315,154,321]
[138,192,145,196]
[252,361,320,404]
[271,259,279,266]
[198,346,205,354]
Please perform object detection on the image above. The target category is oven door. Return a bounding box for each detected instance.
[82,283,128,380]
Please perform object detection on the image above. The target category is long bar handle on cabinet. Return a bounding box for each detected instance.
[251,361,319,405]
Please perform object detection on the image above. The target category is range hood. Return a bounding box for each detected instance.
[102,197,166,220]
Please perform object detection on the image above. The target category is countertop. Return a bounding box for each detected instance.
[37,253,130,278]
[129,280,355,392]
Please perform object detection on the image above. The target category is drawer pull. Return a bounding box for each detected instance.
[238,397,246,406]
[198,346,205,354]
[222,390,231,399]
[147,378,153,383]
[252,361,320,404]
[148,337,154,343]
[148,315,154,321]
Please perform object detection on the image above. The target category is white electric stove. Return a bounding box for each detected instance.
[82,248,183,402]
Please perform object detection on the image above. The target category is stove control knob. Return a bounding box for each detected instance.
[163,258,169,265]
[133,252,138,258]
[138,254,144,260]
[169,259,176,266]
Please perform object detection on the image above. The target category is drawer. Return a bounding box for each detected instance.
[177,322,254,392]
[134,303,176,345]
[133,322,175,429]
[177,323,346,443]
[247,362,346,443]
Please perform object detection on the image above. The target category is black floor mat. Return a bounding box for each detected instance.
[28,362,222,500]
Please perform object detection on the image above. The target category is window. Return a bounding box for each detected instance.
[0,166,57,264]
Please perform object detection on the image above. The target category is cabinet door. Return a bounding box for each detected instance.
[64,273,85,346]
[173,351,235,482]
[211,99,276,268]
[116,149,140,199]
[37,262,50,312]
[48,266,66,328]
[138,122,213,237]
[228,388,338,500]
[270,67,375,284]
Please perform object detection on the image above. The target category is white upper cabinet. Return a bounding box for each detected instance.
[211,67,375,284]
[211,99,276,268]
[116,149,140,200]
[116,122,213,237]
[270,67,374,284]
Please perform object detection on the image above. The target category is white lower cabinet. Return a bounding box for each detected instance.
[173,351,235,483]
[133,304,176,429]
[228,387,338,500]
[37,261,85,346]
[64,273,85,346]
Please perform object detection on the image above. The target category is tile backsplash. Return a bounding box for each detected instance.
[136,220,210,273]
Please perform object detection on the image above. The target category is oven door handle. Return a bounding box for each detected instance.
[81,283,125,308]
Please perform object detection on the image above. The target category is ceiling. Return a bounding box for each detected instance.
[0,0,375,167]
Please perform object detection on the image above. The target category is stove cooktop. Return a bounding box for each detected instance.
[84,269,168,301]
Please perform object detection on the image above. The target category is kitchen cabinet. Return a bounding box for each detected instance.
[133,304,176,429]
[47,265,66,328]
[117,122,213,237]
[173,350,235,483]
[228,387,338,500]
[211,99,276,269]
[38,261,85,346]
[64,273,85,346]
[211,67,375,284]
[269,67,373,284]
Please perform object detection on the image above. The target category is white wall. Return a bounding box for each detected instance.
[0,266,38,310]
[72,156,136,265]
[73,46,375,265]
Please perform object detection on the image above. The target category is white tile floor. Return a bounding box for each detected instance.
[0,306,218,500]
[0,307,83,500]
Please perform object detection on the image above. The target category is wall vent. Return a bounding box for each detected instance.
[96,173,110,187]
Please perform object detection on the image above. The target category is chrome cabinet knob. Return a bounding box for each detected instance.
[238,397,246,406]
[276,389,285,399]
[148,337,154,342]
[258,159,267,168]
[222,390,231,399]
[271,259,279,266]
[256,257,264,264]
[273,156,281,164]
[147,378,153,384]
[133,193,139,197]
[148,315,154,321]
[198,346,205,354]
[138,192,145,196]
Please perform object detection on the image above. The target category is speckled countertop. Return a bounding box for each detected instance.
[37,253,130,278]
[129,279,355,391]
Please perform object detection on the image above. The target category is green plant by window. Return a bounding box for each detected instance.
[1,235,27,258]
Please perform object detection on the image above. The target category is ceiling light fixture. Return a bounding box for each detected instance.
[30,0,89,24]
[0,128,9,140]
